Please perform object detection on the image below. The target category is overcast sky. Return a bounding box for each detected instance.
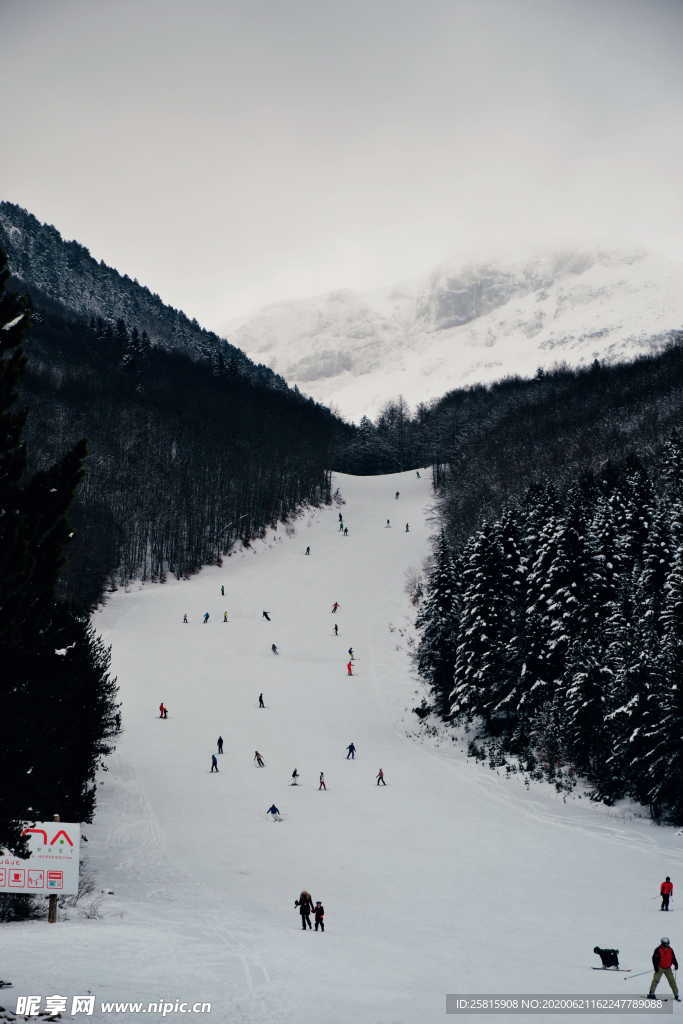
[2,0,682,327]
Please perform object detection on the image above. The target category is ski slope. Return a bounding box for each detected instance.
[5,470,683,1023]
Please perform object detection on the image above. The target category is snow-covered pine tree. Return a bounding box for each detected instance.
[416,531,461,716]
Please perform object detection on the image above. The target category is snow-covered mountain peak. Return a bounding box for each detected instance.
[225,248,683,421]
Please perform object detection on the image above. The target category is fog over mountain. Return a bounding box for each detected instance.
[227,249,683,421]
[3,0,683,327]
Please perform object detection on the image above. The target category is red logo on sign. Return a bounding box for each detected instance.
[21,827,75,847]
[9,869,25,887]
[46,870,63,889]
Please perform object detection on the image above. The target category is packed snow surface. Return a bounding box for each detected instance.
[226,250,683,421]
[5,471,683,1022]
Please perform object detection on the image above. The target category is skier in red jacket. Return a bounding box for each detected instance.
[331,601,340,614]
[660,877,674,911]
[346,660,353,676]
[648,938,680,1000]
[159,702,168,719]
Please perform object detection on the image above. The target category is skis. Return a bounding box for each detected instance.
[592,967,632,972]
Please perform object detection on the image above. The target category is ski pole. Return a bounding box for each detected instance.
[624,969,652,981]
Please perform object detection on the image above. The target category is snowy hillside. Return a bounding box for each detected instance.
[5,470,683,1023]
[226,251,683,421]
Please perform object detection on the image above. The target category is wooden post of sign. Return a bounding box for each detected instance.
[47,814,60,923]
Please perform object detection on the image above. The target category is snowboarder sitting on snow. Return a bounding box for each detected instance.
[314,901,325,932]
[254,750,265,767]
[295,891,314,930]
[266,804,281,821]
[661,877,673,911]
[648,938,680,1000]
[593,947,620,969]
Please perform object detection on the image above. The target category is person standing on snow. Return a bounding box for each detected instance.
[254,751,265,767]
[266,804,281,821]
[262,610,271,621]
[183,613,188,623]
[331,602,340,614]
[334,623,339,636]
[259,693,265,708]
[295,891,314,929]
[348,647,354,660]
[661,877,674,911]
[648,938,680,1000]
[376,768,386,786]
[338,513,343,522]
[395,491,400,499]
[305,546,310,555]
[223,610,228,622]
[339,521,344,533]
[210,754,219,773]
[217,736,224,755]
[405,523,410,533]
[385,519,391,528]
[291,769,299,786]
[343,527,349,536]
[314,901,325,932]
[271,643,279,655]
[221,585,224,597]
[346,743,356,760]
[416,471,421,478]
[203,612,210,624]
[346,660,353,676]
[319,772,327,791]
[159,702,168,719]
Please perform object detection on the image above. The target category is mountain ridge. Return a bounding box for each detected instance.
[226,248,683,420]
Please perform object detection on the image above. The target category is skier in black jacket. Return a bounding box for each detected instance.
[295,890,314,930]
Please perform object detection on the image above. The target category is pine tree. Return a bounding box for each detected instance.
[416,532,460,716]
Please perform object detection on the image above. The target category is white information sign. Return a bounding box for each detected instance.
[0,821,80,896]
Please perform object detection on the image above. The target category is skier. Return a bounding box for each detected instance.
[203,612,210,624]
[593,947,620,969]
[295,891,314,930]
[221,585,224,597]
[416,471,421,478]
[346,660,353,676]
[348,647,354,660]
[266,804,281,821]
[661,877,674,911]
[159,702,168,719]
[271,643,279,655]
[346,743,356,760]
[395,491,399,499]
[254,751,265,767]
[338,513,343,522]
[210,754,219,773]
[217,736,224,755]
[305,546,310,555]
[376,768,386,786]
[259,693,265,708]
[262,610,271,621]
[334,623,339,637]
[319,771,327,791]
[405,523,410,533]
[647,938,680,1000]
[223,611,228,622]
[183,613,188,623]
[343,527,349,536]
[331,602,340,614]
[314,901,325,932]
[385,519,391,527]
[291,769,300,786]
[339,521,344,533]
